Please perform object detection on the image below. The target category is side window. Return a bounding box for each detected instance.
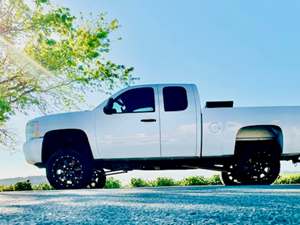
[163,86,188,112]
[112,87,155,113]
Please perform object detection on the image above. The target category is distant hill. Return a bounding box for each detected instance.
[0,176,48,185]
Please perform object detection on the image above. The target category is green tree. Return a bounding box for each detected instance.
[0,0,133,145]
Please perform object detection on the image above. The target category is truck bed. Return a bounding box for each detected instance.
[202,106,300,157]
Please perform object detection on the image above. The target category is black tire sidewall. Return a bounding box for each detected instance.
[221,171,239,186]
[96,171,106,189]
[88,169,106,189]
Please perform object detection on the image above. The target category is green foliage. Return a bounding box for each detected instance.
[35,0,49,6]
[0,184,14,192]
[130,178,151,187]
[104,177,122,189]
[181,176,208,186]
[275,174,300,184]
[0,0,133,145]
[33,183,53,190]
[0,99,11,122]
[14,180,32,191]
[2,174,299,192]
[207,175,222,185]
[155,177,177,187]
[131,176,223,188]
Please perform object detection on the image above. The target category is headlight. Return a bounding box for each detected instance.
[26,121,41,141]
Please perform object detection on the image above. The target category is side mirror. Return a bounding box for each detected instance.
[103,97,115,115]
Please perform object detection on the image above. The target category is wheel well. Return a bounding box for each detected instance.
[42,129,93,164]
[235,125,283,155]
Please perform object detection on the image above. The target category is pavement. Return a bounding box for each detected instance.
[0,185,299,225]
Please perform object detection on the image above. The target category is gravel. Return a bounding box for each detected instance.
[0,185,300,224]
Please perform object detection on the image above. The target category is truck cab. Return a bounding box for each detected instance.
[96,84,201,159]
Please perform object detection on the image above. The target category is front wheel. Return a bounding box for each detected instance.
[46,150,93,190]
[221,163,240,185]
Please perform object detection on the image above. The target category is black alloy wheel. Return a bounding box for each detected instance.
[221,142,280,186]
[46,150,92,189]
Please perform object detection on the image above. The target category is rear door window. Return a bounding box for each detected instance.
[163,86,188,112]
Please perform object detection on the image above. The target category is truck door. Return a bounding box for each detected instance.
[98,86,160,159]
[159,85,197,157]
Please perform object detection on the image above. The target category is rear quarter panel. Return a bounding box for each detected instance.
[202,106,300,156]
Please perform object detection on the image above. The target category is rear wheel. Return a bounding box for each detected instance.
[222,142,280,186]
[87,169,106,189]
[46,150,93,189]
[238,146,280,185]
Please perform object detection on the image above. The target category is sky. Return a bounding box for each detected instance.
[1,0,300,181]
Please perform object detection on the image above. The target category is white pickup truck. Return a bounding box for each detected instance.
[23,84,300,189]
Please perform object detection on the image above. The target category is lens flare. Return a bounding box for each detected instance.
[0,35,54,79]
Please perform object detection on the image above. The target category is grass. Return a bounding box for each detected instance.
[274,174,300,184]
[130,175,223,187]
[0,181,54,192]
[104,177,122,189]
[0,174,299,192]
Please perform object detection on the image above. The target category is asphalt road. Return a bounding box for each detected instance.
[0,185,299,225]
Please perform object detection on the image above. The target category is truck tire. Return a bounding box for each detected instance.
[222,142,280,185]
[238,143,280,185]
[221,163,240,185]
[87,169,106,189]
[46,150,93,189]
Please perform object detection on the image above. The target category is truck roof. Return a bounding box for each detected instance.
[127,83,196,88]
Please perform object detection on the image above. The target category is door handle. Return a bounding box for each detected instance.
[141,119,156,122]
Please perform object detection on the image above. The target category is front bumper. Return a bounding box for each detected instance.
[23,138,43,165]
